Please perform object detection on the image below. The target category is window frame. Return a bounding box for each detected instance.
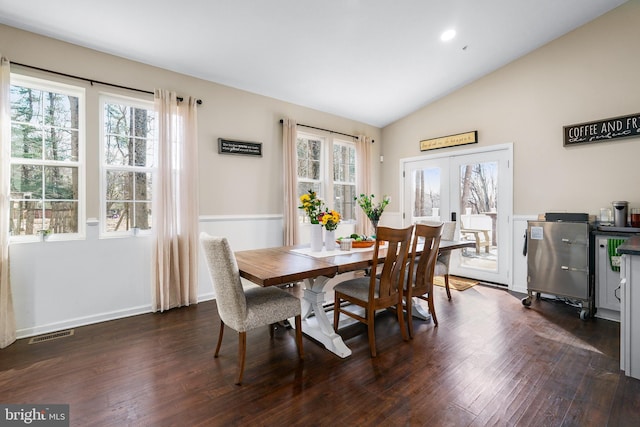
[99,93,157,238]
[296,130,357,225]
[9,74,86,243]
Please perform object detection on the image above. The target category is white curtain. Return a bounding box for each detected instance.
[0,54,16,348]
[282,118,298,246]
[152,89,199,312]
[355,135,373,236]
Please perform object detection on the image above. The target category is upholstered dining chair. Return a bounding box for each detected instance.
[333,225,414,357]
[433,221,456,300]
[405,222,443,338]
[200,233,304,385]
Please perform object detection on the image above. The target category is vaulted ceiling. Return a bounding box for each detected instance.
[0,0,627,127]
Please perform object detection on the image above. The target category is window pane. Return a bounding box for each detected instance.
[11,124,42,159]
[106,171,133,201]
[47,201,78,233]
[44,93,77,128]
[105,135,131,165]
[297,182,321,223]
[44,166,78,200]
[9,199,43,236]
[134,172,152,202]
[133,202,152,230]
[45,128,79,161]
[133,137,153,167]
[10,86,44,125]
[10,164,43,197]
[102,98,156,234]
[334,184,356,221]
[333,144,355,183]
[10,79,83,238]
[105,202,130,232]
[104,201,152,231]
[297,136,322,180]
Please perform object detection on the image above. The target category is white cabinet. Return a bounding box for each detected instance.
[595,236,626,321]
[620,253,640,380]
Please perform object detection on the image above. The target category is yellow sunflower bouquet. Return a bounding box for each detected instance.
[318,209,341,231]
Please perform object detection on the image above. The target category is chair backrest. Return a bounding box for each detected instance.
[408,222,443,294]
[370,225,414,304]
[440,221,456,241]
[200,233,247,330]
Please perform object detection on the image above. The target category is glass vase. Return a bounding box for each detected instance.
[324,229,336,251]
[310,223,323,252]
[369,218,379,237]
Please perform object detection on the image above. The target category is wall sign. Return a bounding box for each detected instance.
[420,131,478,151]
[218,138,262,156]
[564,113,640,147]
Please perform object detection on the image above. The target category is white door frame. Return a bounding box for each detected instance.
[400,143,513,287]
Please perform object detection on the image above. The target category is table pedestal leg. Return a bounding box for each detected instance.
[289,276,352,358]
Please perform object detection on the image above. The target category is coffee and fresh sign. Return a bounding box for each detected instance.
[564,113,640,147]
[218,138,262,156]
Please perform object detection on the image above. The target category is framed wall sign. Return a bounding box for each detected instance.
[218,138,262,156]
[420,131,478,151]
[564,113,640,147]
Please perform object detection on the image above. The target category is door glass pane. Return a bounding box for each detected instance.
[411,167,442,222]
[459,161,498,271]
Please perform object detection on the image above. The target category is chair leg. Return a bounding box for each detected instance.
[367,307,377,358]
[214,320,225,357]
[333,296,341,331]
[235,331,247,385]
[428,293,439,327]
[406,298,415,339]
[444,274,452,300]
[294,315,304,359]
[269,323,275,338]
[397,301,408,342]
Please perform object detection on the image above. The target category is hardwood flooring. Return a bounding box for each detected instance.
[1,284,639,426]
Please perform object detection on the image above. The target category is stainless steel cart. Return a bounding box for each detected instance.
[523,219,594,320]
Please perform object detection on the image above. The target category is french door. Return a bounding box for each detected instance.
[402,144,512,285]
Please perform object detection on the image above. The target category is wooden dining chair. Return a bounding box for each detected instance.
[333,225,414,357]
[200,233,304,385]
[433,221,456,300]
[405,222,443,338]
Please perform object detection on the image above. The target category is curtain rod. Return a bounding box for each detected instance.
[11,61,203,105]
[279,119,374,143]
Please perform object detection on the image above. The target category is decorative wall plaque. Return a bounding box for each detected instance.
[420,131,478,151]
[218,138,262,156]
[564,113,640,146]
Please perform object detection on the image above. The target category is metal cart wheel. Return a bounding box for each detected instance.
[522,296,532,307]
[580,308,589,321]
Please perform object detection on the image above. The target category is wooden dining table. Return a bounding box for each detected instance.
[235,239,474,358]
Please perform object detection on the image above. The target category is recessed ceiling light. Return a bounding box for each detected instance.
[440,29,456,42]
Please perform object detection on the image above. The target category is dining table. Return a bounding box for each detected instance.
[234,239,474,358]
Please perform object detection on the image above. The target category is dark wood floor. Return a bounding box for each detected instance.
[2,284,639,426]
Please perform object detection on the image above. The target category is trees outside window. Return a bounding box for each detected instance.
[101,96,156,235]
[9,76,84,238]
[296,132,356,223]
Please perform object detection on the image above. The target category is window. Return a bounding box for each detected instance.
[296,132,356,222]
[100,95,156,235]
[9,75,84,239]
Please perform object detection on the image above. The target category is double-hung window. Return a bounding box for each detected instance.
[9,75,84,240]
[296,131,356,223]
[100,95,156,236]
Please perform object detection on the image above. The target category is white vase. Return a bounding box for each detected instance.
[324,229,336,251]
[310,223,323,252]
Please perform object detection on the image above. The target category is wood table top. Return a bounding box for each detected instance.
[235,239,474,287]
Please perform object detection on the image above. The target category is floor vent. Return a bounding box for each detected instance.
[28,329,74,344]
